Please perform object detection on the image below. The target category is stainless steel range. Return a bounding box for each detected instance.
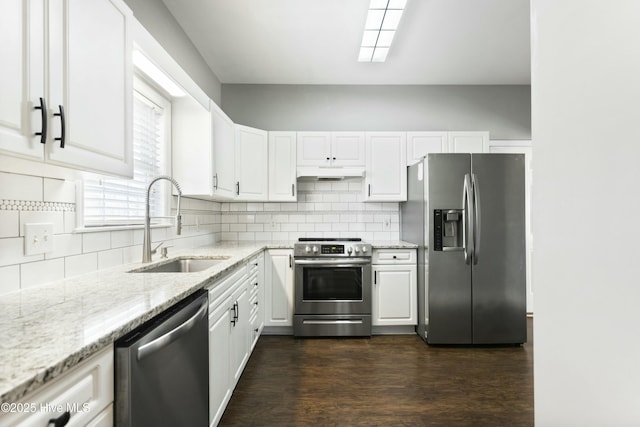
[293,238,372,337]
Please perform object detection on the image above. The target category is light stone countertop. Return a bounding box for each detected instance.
[0,239,416,404]
[370,240,418,249]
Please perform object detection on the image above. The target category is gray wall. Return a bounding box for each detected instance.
[221,85,531,140]
[124,0,222,103]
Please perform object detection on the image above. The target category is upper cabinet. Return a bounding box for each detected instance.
[268,132,297,202]
[0,0,133,177]
[235,125,268,200]
[211,102,237,199]
[364,132,407,202]
[297,132,365,167]
[407,131,490,165]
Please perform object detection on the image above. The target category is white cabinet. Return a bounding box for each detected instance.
[264,249,294,328]
[229,282,250,384]
[248,252,265,350]
[364,132,407,201]
[406,131,490,165]
[297,131,365,167]
[235,125,268,200]
[208,293,233,426]
[211,101,237,199]
[268,132,297,201]
[372,249,417,326]
[0,0,133,177]
[0,345,114,426]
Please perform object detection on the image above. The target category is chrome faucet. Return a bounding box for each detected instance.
[143,176,182,263]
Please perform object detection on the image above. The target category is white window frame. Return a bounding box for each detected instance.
[77,75,172,230]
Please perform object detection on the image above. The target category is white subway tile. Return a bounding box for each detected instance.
[297,182,315,191]
[349,223,366,232]
[47,234,82,258]
[83,232,111,252]
[390,213,400,223]
[322,193,339,202]
[332,223,349,232]
[64,211,76,233]
[263,223,281,232]
[348,203,364,211]
[296,202,314,211]
[263,203,281,212]
[123,245,142,264]
[288,232,304,241]
[272,214,289,223]
[289,214,306,223]
[271,232,289,240]
[281,223,298,232]
[237,214,256,224]
[389,223,400,232]
[339,193,357,202]
[348,181,363,191]
[0,265,20,295]
[0,211,19,238]
[111,230,134,248]
[238,232,255,241]
[323,214,339,223]
[255,232,272,241]
[374,232,393,240]
[247,224,264,232]
[255,214,272,224]
[19,211,64,235]
[305,194,323,202]
[357,214,374,223]
[374,214,391,223]
[229,224,247,232]
[340,214,357,223]
[0,172,42,201]
[314,202,332,211]
[65,253,97,277]
[222,214,238,224]
[229,203,247,212]
[315,223,331,232]
[366,223,383,231]
[221,232,238,241]
[280,203,298,211]
[220,224,230,232]
[0,237,44,267]
[331,182,349,191]
[306,214,322,223]
[43,178,76,203]
[21,259,65,288]
[322,232,340,238]
[220,203,230,212]
[365,202,383,211]
[298,224,315,232]
[314,182,332,191]
[98,248,124,269]
[247,202,264,212]
[331,203,349,211]
[361,232,375,240]
[383,202,399,211]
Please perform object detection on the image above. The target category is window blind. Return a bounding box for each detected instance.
[83,92,167,226]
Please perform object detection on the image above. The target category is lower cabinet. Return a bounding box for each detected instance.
[372,249,418,327]
[0,345,114,427]
[207,252,265,427]
[264,249,294,329]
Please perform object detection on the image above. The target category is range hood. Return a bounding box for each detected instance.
[296,167,365,180]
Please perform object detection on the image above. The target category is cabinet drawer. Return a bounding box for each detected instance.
[0,346,113,427]
[208,266,247,308]
[372,249,416,264]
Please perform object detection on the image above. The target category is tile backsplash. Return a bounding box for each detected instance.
[0,171,221,295]
[0,173,401,296]
[220,178,400,242]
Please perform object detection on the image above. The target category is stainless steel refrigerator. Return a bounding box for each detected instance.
[401,153,526,345]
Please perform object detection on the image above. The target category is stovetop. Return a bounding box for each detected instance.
[294,237,371,257]
[298,237,362,242]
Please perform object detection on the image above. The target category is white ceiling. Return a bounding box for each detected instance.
[161,0,531,85]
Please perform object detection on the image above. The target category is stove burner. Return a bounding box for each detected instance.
[298,237,362,242]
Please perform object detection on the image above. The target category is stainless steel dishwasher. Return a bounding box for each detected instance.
[115,289,208,426]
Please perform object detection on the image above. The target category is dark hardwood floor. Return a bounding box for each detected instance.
[219,319,533,427]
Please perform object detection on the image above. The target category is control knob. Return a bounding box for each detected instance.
[305,246,311,254]
[354,246,360,254]
[361,246,368,253]
[347,246,353,255]
[312,246,319,254]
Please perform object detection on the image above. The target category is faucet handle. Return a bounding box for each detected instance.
[151,241,164,255]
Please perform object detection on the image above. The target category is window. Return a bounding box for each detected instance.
[83,78,171,227]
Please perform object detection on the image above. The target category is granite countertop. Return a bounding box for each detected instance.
[0,241,291,404]
[0,239,417,404]
[370,240,418,249]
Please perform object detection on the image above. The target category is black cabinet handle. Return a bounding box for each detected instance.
[326,157,330,161]
[54,105,65,148]
[254,328,259,333]
[292,183,295,196]
[289,254,292,268]
[234,302,239,322]
[254,301,259,306]
[48,411,70,427]
[236,181,240,195]
[374,271,377,284]
[34,97,47,144]
[230,305,237,326]
[332,157,336,160]
[368,184,371,197]
[254,282,258,287]
[213,173,218,190]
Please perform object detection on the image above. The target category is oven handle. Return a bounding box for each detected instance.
[294,258,371,266]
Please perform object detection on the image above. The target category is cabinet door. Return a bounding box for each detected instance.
[331,132,365,166]
[372,264,417,326]
[47,0,133,177]
[265,249,294,327]
[211,101,236,199]
[0,0,45,159]
[296,132,331,166]
[364,132,407,201]
[406,132,448,165]
[209,295,233,427]
[268,131,297,201]
[230,284,250,385]
[448,131,489,153]
[235,124,268,200]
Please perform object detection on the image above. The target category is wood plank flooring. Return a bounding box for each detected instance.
[219,319,533,426]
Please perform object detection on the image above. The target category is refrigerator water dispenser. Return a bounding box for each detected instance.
[434,209,463,251]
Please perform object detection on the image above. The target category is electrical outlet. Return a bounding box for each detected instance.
[382,216,391,231]
[24,223,54,255]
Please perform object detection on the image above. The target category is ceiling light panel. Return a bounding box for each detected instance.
[358,0,406,62]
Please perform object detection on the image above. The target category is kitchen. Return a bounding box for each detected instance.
[1,0,639,426]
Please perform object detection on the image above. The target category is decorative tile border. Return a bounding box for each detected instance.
[0,200,75,212]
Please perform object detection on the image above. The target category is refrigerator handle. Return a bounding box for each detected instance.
[462,174,474,265]
[472,173,481,265]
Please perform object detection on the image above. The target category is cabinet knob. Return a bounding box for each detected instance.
[254,328,259,332]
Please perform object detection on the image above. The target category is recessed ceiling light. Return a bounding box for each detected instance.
[358,0,406,62]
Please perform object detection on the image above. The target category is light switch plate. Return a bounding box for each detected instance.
[24,223,54,255]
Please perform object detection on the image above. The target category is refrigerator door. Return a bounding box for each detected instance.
[470,154,527,344]
[427,154,472,344]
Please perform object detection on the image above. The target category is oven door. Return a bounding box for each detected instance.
[294,258,372,315]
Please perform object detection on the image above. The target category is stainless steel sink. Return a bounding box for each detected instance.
[130,256,230,273]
